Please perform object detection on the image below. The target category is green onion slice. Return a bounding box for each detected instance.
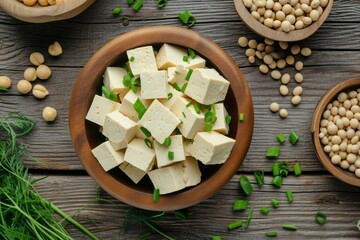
[102,86,117,101]
[265,232,277,237]
[211,236,222,240]
[188,48,196,59]
[225,115,232,125]
[173,82,181,91]
[177,10,196,28]
[233,199,248,211]
[168,151,174,160]
[140,127,151,138]
[153,188,160,203]
[156,0,168,8]
[133,98,147,119]
[112,7,122,16]
[260,207,270,215]
[183,55,189,63]
[245,207,254,229]
[163,137,171,147]
[239,175,253,196]
[186,102,192,108]
[167,93,173,100]
[293,163,301,176]
[277,133,286,144]
[266,147,280,158]
[204,123,213,132]
[289,130,299,145]
[239,112,244,121]
[315,211,328,225]
[180,83,188,93]
[185,69,193,81]
[227,220,243,230]
[254,170,265,186]
[272,176,283,188]
[144,139,153,149]
[272,162,280,176]
[271,198,280,208]
[174,210,188,220]
[282,225,298,231]
[127,0,134,5]
[286,190,293,203]
[133,0,143,11]
[129,56,135,62]
[193,102,201,114]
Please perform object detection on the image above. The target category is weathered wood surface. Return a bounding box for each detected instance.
[0,0,360,239]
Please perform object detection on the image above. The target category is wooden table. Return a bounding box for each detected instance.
[0,1,359,239]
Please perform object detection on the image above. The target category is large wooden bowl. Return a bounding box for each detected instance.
[234,0,333,42]
[0,0,95,23]
[311,79,360,187]
[69,26,254,211]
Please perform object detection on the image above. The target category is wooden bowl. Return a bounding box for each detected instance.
[0,0,95,23]
[311,79,360,187]
[234,0,333,42]
[69,26,254,211]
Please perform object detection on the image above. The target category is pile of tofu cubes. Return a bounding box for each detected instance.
[86,43,236,195]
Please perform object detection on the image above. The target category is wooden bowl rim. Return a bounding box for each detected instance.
[311,78,360,187]
[69,26,254,211]
[233,0,333,42]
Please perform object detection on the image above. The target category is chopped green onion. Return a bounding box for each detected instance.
[140,127,151,138]
[133,77,141,87]
[225,115,232,125]
[239,175,253,196]
[168,151,174,160]
[123,71,134,87]
[205,112,215,122]
[188,48,196,59]
[279,161,289,177]
[112,7,122,16]
[174,210,187,220]
[130,84,137,93]
[133,98,147,119]
[286,190,293,203]
[282,225,298,231]
[133,0,142,11]
[272,176,283,188]
[129,56,135,62]
[182,112,186,118]
[254,170,265,186]
[271,198,279,208]
[315,211,328,225]
[211,236,222,240]
[144,139,153,149]
[289,130,299,145]
[272,163,280,176]
[180,83,188,93]
[177,10,196,28]
[163,137,171,147]
[233,199,248,211]
[185,69,193,81]
[293,163,301,176]
[167,93,173,100]
[0,88,9,92]
[183,55,189,63]
[265,232,278,237]
[260,207,270,215]
[102,86,117,101]
[186,102,192,108]
[156,0,168,8]
[174,70,180,74]
[173,82,181,91]
[227,220,243,230]
[266,147,280,158]
[204,123,213,132]
[245,207,254,229]
[239,112,244,121]
[193,102,201,114]
[277,133,286,144]
[153,188,160,203]
[127,0,134,5]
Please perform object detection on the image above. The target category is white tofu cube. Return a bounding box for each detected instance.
[140,99,180,144]
[185,68,230,105]
[183,140,193,157]
[189,131,235,165]
[102,110,138,149]
[91,141,125,171]
[156,43,206,70]
[148,163,186,195]
[124,138,155,172]
[170,97,204,139]
[103,67,129,97]
[119,90,151,121]
[86,95,121,126]
[119,162,147,184]
[167,65,189,87]
[154,135,186,168]
[140,71,168,99]
[212,103,229,135]
[159,84,184,109]
[182,157,201,187]
[127,46,158,75]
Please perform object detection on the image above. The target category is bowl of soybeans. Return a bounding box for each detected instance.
[312,79,360,187]
[0,0,95,23]
[234,0,333,42]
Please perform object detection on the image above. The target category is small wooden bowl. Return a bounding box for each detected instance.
[69,26,254,211]
[311,79,360,187]
[0,0,95,23]
[234,0,333,42]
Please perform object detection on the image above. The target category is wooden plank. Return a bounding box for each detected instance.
[32,174,360,239]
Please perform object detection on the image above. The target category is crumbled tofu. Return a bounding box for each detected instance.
[119,162,147,184]
[182,157,201,187]
[154,135,186,168]
[103,67,129,98]
[167,65,188,87]
[171,96,204,139]
[127,46,158,75]
[189,131,235,165]
[124,138,155,172]
[140,99,180,144]
[212,103,229,135]
[119,90,151,122]
[159,84,184,109]
[86,95,121,126]
[102,110,138,150]
[185,68,230,105]
[140,71,168,99]
[91,141,125,171]
[156,43,206,70]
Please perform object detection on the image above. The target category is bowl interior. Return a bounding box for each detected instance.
[233,0,333,42]
[311,79,360,187]
[70,26,254,210]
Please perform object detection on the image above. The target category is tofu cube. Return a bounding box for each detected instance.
[185,68,230,105]
[127,46,158,76]
[154,135,186,168]
[182,157,201,187]
[159,84,184,109]
[102,110,138,150]
[103,67,129,97]
[140,71,168,99]
[189,131,235,165]
[167,65,188,87]
[170,97,204,139]
[91,141,125,171]
[156,43,206,70]
[119,162,147,184]
[86,95,121,126]
[140,99,180,144]
[148,163,186,195]
[119,90,151,122]
[212,103,229,135]
[124,138,155,172]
